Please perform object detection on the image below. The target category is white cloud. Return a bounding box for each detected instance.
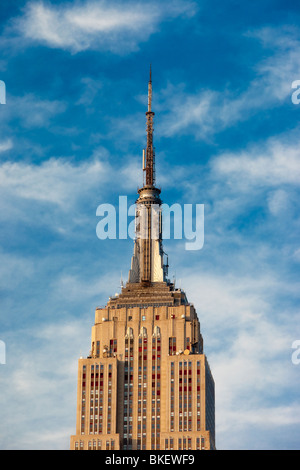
[0,317,91,449]
[14,94,66,128]
[158,86,218,139]
[247,25,300,101]
[267,189,290,216]
[52,272,118,304]
[178,269,300,448]
[0,150,141,207]
[157,26,300,139]
[0,250,35,291]
[211,134,300,189]
[8,0,197,53]
[0,152,146,240]
[0,139,13,153]
[293,248,300,262]
[0,93,67,129]
[76,76,103,106]
[233,405,300,427]
[0,157,108,208]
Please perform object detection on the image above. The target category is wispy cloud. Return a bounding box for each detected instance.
[247,25,300,101]
[178,266,300,449]
[2,156,104,199]
[4,0,197,54]
[0,317,91,449]
[0,93,67,130]
[212,132,300,189]
[0,151,143,242]
[157,26,300,139]
[0,138,13,153]
[1,0,299,451]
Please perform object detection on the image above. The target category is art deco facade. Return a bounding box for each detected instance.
[70,70,215,451]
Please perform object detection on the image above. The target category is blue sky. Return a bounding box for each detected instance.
[0,0,300,450]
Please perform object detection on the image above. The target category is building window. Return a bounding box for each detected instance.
[170,362,175,432]
[137,330,147,449]
[110,339,117,355]
[153,326,160,337]
[124,335,134,450]
[197,362,201,430]
[169,337,176,355]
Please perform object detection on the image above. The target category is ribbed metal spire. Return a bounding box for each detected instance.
[144,65,155,187]
[128,67,165,285]
[148,64,152,112]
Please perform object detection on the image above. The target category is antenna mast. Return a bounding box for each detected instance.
[144,65,155,187]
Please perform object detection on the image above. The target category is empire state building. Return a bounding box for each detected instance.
[70,70,216,451]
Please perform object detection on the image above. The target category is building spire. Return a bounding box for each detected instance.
[128,66,166,285]
[144,64,155,187]
[148,64,152,112]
